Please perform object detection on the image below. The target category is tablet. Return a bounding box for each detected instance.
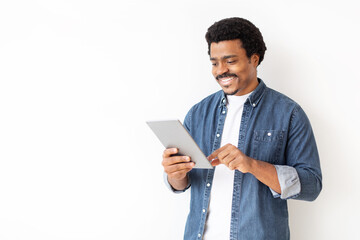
[147,120,213,169]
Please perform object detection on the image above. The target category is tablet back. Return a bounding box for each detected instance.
[147,120,213,169]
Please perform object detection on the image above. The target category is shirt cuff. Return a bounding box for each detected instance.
[270,165,301,199]
[163,172,191,193]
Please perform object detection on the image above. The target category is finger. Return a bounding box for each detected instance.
[207,149,219,161]
[211,159,221,166]
[218,150,232,163]
[165,162,195,174]
[228,159,239,170]
[168,169,191,180]
[208,143,235,161]
[207,144,229,161]
[163,148,178,158]
[221,149,238,165]
[162,155,191,167]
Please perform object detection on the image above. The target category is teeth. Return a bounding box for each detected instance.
[221,77,234,83]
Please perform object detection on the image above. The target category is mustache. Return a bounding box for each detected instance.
[216,73,238,80]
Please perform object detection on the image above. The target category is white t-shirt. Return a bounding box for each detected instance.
[203,92,251,239]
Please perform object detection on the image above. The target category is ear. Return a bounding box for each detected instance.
[251,54,260,67]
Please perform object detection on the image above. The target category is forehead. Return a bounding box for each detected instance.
[210,39,245,59]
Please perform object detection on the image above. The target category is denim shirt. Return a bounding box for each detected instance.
[166,79,322,240]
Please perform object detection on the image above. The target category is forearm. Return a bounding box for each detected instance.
[167,175,189,191]
[248,158,281,194]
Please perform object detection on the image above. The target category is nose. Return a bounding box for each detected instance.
[216,62,229,76]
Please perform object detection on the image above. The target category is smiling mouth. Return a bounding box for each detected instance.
[218,76,237,86]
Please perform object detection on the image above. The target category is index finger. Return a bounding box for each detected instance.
[207,145,228,161]
[162,148,178,158]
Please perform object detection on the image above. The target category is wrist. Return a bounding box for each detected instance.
[168,174,189,191]
[245,157,256,174]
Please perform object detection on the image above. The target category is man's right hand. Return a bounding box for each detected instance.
[162,148,195,190]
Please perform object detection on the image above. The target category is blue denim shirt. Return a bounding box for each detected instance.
[166,79,322,240]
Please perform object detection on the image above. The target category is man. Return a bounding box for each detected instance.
[162,17,322,240]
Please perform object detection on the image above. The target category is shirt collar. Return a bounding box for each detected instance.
[219,78,267,108]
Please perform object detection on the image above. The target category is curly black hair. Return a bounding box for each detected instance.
[205,17,267,66]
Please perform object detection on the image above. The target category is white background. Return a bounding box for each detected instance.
[0,0,359,239]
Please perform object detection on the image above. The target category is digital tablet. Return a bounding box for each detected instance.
[146,120,213,169]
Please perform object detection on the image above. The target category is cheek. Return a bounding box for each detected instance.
[233,66,248,76]
[229,65,241,73]
[211,68,217,77]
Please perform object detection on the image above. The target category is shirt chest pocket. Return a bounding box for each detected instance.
[251,130,285,164]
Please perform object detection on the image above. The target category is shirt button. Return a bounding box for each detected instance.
[222,110,226,114]
[198,233,201,238]
[252,103,256,107]
[207,183,211,187]
[222,99,226,103]
[216,133,220,137]
[268,132,272,136]
[202,208,206,213]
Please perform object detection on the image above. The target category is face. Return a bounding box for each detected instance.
[210,39,259,96]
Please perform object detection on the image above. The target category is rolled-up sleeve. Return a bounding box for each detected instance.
[283,105,322,201]
[270,165,301,199]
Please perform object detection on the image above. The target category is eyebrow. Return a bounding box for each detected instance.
[210,55,238,61]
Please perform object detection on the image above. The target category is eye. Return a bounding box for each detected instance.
[227,60,236,64]
[211,62,217,66]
